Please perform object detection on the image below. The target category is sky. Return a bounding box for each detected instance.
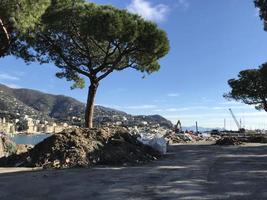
[1,0,267,129]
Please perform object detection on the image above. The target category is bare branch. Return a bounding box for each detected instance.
[97,68,113,81]
[97,61,136,81]
[88,36,107,54]
[41,34,91,77]
[0,17,10,56]
[68,33,89,58]
[94,44,137,75]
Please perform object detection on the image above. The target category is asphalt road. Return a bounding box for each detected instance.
[0,143,267,200]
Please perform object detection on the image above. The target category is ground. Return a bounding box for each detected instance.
[0,142,267,200]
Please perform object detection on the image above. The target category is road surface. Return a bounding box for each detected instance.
[0,143,267,200]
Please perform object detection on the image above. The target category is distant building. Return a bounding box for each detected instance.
[0,118,15,134]
[0,116,73,135]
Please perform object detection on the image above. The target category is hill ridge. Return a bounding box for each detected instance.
[0,84,173,128]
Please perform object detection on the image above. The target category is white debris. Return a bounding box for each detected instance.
[137,133,167,155]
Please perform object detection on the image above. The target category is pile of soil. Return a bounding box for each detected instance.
[16,144,34,154]
[164,132,203,144]
[216,135,267,145]
[0,128,161,168]
[215,137,243,145]
[244,135,267,143]
[0,136,17,158]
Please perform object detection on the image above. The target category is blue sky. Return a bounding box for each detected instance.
[1,0,267,129]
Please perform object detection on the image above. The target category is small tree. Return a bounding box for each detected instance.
[224,63,267,111]
[29,2,170,128]
[0,0,51,57]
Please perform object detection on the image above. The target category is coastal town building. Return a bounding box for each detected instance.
[0,118,16,134]
[0,117,72,135]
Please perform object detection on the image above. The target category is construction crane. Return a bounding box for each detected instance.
[229,108,245,133]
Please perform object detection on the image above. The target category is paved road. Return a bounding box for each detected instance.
[0,143,267,200]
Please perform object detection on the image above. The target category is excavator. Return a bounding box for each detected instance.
[174,120,182,133]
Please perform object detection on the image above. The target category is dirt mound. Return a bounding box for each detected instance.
[244,135,267,143]
[0,128,161,168]
[16,144,34,154]
[0,135,17,158]
[216,135,267,145]
[215,137,243,145]
[165,132,204,144]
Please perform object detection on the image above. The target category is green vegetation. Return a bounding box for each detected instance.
[0,0,51,57]
[26,2,169,128]
[225,1,267,112]
[224,63,267,111]
[255,0,267,30]
[0,0,169,128]
[0,84,173,128]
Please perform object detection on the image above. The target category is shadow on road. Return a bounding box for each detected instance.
[0,144,267,200]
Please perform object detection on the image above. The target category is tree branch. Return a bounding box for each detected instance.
[41,34,91,77]
[97,68,113,81]
[97,61,135,81]
[69,33,90,59]
[88,36,107,54]
[94,44,137,75]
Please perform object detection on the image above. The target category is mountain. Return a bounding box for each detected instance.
[0,84,173,128]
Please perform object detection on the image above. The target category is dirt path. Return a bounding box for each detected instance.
[0,143,267,200]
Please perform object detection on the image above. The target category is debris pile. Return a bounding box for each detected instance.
[203,135,221,142]
[244,135,267,143]
[216,135,267,145]
[128,125,170,137]
[164,132,204,144]
[0,134,17,157]
[16,144,34,154]
[137,133,167,154]
[215,137,243,145]
[0,128,161,168]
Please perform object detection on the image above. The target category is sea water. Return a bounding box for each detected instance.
[11,134,52,145]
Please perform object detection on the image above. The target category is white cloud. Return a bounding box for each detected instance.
[4,83,21,89]
[186,106,208,110]
[235,111,267,117]
[108,88,127,95]
[165,108,189,112]
[177,0,189,9]
[0,73,19,81]
[153,99,167,103]
[213,104,255,110]
[167,93,180,97]
[220,101,242,105]
[125,104,157,109]
[153,109,163,112]
[201,97,214,103]
[212,106,246,110]
[127,0,169,22]
[163,106,209,112]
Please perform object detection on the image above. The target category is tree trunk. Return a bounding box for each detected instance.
[0,17,10,57]
[264,103,267,112]
[85,81,99,128]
